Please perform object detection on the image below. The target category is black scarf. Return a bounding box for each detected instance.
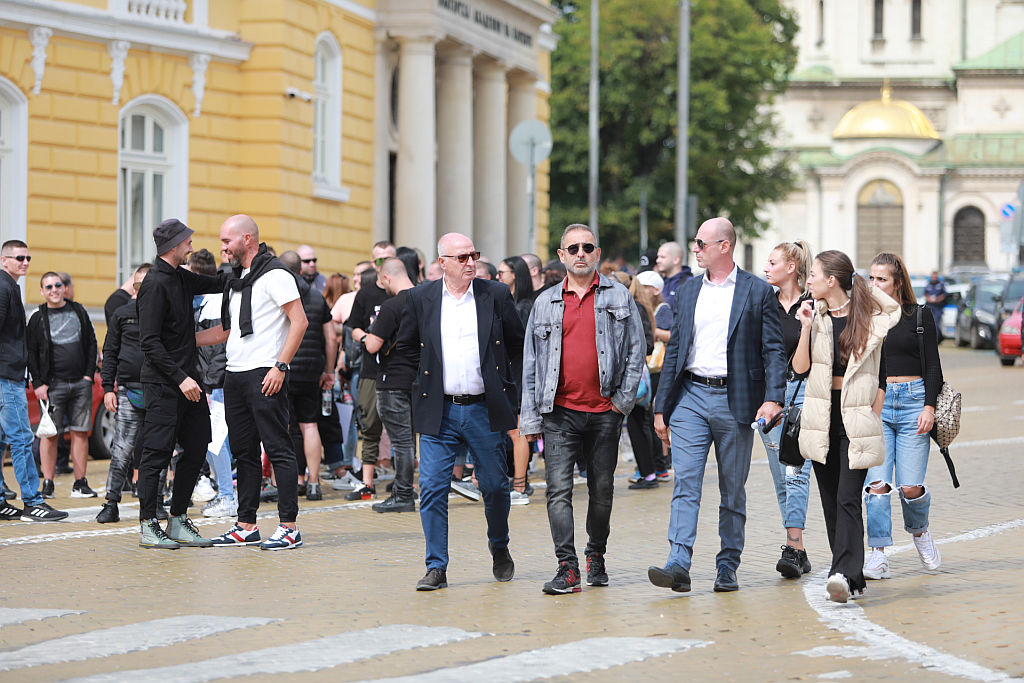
[221,243,290,337]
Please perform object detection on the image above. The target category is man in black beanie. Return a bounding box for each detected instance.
[136,218,225,549]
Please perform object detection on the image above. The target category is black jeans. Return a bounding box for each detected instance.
[541,405,624,565]
[224,369,298,524]
[812,390,867,592]
[137,382,212,520]
[626,401,656,478]
[377,388,415,499]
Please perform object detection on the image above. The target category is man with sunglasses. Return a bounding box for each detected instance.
[0,241,68,521]
[647,217,786,594]
[520,224,645,594]
[397,232,525,591]
[296,244,327,294]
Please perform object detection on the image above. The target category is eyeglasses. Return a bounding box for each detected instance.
[441,251,481,264]
[373,257,386,267]
[695,239,726,251]
[2,254,30,262]
[43,282,64,290]
[563,243,596,256]
[497,269,514,276]
[301,258,317,264]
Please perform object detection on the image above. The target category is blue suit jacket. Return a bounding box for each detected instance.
[653,267,786,425]
[396,278,525,436]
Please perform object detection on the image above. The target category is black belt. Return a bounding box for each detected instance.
[445,394,486,405]
[684,371,727,387]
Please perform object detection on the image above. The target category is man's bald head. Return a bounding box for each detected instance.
[379,256,413,295]
[222,214,259,241]
[220,214,261,269]
[279,250,301,275]
[705,217,736,250]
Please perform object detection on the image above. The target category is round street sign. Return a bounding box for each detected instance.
[509,119,552,166]
[1001,202,1017,219]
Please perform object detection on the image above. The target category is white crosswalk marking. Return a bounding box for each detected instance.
[64,624,484,683]
[0,615,276,671]
[0,607,82,628]
[355,637,710,683]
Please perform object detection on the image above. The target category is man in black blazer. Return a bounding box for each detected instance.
[647,217,786,594]
[397,232,525,591]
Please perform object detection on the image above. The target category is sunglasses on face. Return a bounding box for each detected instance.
[373,257,387,267]
[695,238,726,251]
[301,258,317,264]
[563,243,596,256]
[44,282,64,290]
[3,254,31,262]
[441,251,481,264]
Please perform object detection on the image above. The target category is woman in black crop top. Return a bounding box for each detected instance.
[863,253,943,579]
[760,241,814,579]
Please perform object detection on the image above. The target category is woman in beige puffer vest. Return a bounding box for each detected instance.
[792,250,900,604]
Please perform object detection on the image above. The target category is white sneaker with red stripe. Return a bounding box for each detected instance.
[210,523,260,546]
[259,524,302,550]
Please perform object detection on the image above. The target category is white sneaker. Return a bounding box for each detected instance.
[192,476,217,503]
[374,465,395,482]
[863,548,891,580]
[202,497,238,518]
[332,471,362,491]
[510,490,530,506]
[913,530,942,570]
[826,573,852,603]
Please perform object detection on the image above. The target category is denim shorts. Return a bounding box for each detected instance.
[47,377,93,432]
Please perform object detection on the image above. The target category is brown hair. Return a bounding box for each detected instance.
[814,250,881,364]
[773,240,813,292]
[323,273,349,308]
[628,273,658,331]
[870,252,916,315]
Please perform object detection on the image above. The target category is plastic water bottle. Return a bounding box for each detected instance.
[321,389,333,417]
[750,417,768,432]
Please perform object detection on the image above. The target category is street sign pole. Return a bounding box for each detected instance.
[509,120,553,254]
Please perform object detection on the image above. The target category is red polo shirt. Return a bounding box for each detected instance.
[554,274,613,412]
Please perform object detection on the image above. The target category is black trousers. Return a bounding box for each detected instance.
[224,369,298,524]
[137,382,212,521]
[811,390,867,592]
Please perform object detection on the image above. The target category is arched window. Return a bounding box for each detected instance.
[0,77,28,246]
[952,206,985,266]
[313,32,346,201]
[117,96,188,282]
[857,179,903,267]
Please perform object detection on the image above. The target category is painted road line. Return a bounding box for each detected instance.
[0,615,277,671]
[64,624,485,683]
[355,637,711,683]
[938,436,1024,451]
[888,518,1024,557]
[0,608,82,628]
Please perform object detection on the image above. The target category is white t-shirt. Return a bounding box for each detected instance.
[225,269,300,372]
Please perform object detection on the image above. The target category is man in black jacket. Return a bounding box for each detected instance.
[27,271,99,499]
[136,219,224,549]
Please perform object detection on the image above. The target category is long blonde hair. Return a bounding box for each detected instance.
[773,240,813,292]
[629,275,657,331]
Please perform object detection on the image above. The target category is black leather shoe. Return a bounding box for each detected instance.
[96,501,119,524]
[489,542,515,582]
[648,564,691,592]
[416,568,448,591]
[372,494,415,513]
[714,567,739,592]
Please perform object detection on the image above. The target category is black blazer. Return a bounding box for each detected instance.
[397,278,525,436]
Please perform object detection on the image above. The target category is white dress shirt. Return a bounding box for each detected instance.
[685,264,737,377]
[440,278,485,395]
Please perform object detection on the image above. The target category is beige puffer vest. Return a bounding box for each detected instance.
[798,286,900,469]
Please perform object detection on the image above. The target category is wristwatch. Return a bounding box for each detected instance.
[274,361,290,373]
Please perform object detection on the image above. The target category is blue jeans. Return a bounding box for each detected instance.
[758,379,812,529]
[206,388,235,501]
[418,400,510,571]
[864,379,931,547]
[665,380,755,572]
[0,377,42,505]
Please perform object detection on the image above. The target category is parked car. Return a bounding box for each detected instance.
[954,276,1008,349]
[992,274,1024,336]
[996,297,1023,366]
[912,278,967,340]
[25,373,114,460]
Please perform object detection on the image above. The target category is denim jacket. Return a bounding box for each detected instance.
[520,273,645,435]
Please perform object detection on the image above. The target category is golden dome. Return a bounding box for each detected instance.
[832,86,939,140]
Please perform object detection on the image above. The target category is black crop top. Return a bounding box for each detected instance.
[777,293,811,366]
[828,313,886,386]
[881,307,943,407]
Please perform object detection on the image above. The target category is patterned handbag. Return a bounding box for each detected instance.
[916,306,962,488]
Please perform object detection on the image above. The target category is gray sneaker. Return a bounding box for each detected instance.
[166,514,214,547]
[450,479,481,501]
[139,520,180,549]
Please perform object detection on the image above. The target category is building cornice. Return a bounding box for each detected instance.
[320,0,376,23]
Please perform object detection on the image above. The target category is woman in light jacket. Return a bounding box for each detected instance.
[793,250,900,603]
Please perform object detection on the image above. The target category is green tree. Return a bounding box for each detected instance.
[548,0,798,260]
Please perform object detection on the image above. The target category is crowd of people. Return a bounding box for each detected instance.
[0,214,945,601]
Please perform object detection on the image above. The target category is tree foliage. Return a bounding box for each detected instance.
[548,0,799,259]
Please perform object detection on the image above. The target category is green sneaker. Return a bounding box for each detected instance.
[166,514,214,547]
[139,520,180,549]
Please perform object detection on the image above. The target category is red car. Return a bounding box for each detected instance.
[996,297,1023,366]
[26,372,114,459]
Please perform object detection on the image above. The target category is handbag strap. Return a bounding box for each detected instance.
[915,305,927,378]
[915,306,960,488]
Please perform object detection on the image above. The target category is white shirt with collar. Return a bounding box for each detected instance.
[440,278,485,395]
[685,264,738,378]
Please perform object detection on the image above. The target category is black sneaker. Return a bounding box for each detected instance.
[71,477,98,498]
[586,553,609,587]
[542,561,581,595]
[260,482,278,502]
[297,482,307,497]
[345,484,374,501]
[22,502,69,522]
[416,568,448,591]
[628,478,659,490]
[797,548,812,574]
[2,481,16,500]
[155,504,169,521]
[41,478,54,499]
[776,545,803,579]
[0,501,22,520]
[306,482,323,501]
[96,501,120,524]
[130,481,138,498]
[372,493,415,513]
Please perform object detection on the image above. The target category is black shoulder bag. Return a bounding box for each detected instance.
[916,306,961,488]
[777,376,806,467]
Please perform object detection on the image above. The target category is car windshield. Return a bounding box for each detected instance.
[1006,278,1024,302]
[977,281,1005,310]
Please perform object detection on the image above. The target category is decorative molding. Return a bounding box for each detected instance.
[321,0,376,23]
[313,182,351,203]
[108,40,130,105]
[28,26,52,95]
[189,52,210,116]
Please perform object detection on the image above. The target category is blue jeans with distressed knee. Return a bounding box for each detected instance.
[759,378,812,529]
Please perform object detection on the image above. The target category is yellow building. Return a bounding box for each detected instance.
[0,0,555,325]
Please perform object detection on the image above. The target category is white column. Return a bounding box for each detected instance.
[472,59,508,260]
[436,45,474,243]
[395,35,438,259]
[371,32,392,242]
[506,72,536,255]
